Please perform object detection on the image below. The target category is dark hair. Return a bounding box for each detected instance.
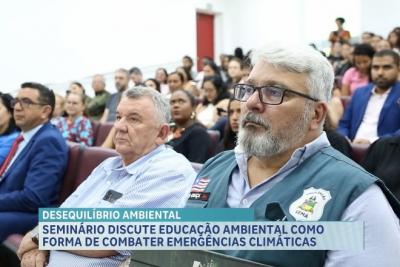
[335,17,345,24]
[362,32,375,38]
[374,49,400,66]
[222,97,239,150]
[202,75,230,105]
[0,92,19,135]
[145,78,161,92]
[183,55,193,65]
[173,89,196,107]
[388,28,400,49]
[203,60,221,78]
[156,68,168,83]
[70,81,86,95]
[21,82,55,118]
[229,57,244,70]
[177,66,193,81]
[353,43,375,57]
[168,71,185,83]
[129,66,142,75]
[234,47,244,60]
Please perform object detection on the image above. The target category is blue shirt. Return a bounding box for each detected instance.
[48,145,197,267]
[228,132,400,267]
[0,130,19,166]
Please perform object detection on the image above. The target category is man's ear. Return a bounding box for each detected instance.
[155,124,170,145]
[41,105,53,120]
[310,102,328,131]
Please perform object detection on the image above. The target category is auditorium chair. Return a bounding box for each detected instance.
[350,143,370,164]
[206,130,220,158]
[93,122,114,146]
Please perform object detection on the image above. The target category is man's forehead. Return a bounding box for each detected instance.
[372,56,396,65]
[18,88,39,98]
[117,97,154,113]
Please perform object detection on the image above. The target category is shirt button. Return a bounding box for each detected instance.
[242,199,248,205]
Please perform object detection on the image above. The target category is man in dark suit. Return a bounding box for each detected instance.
[338,49,400,144]
[0,82,68,242]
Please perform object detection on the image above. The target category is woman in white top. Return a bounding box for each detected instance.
[196,75,230,128]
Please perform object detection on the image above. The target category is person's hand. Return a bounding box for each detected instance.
[20,249,48,267]
[352,139,371,145]
[17,231,38,260]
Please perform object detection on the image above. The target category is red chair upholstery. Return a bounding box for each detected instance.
[93,122,114,146]
[207,130,220,158]
[350,143,370,164]
[58,142,84,204]
[73,146,119,189]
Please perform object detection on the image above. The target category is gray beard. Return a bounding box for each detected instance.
[237,106,312,158]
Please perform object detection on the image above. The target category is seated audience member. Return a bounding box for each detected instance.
[86,74,110,121]
[68,81,91,107]
[388,27,400,53]
[227,57,244,89]
[327,41,343,66]
[0,82,68,242]
[216,98,241,152]
[181,55,197,82]
[155,68,169,95]
[18,87,197,267]
[376,39,391,52]
[129,66,144,86]
[196,75,230,128]
[144,78,161,92]
[0,93,20,166]
[52,93,65,120]
[101,68,130,122]
[361,32,375,45]
[54,92,93,146]
[338,49,400,144]
[167,89,211,163]
[202,60,222,79]
[362,136,400,200]
[334,42,353,78]
[341,43,375,96]
[176,66,199,96]
[186,43,400,266]
[166,71,185,98]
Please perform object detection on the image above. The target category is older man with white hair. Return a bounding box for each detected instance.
[186,43,400,267]
[18,87,197,267]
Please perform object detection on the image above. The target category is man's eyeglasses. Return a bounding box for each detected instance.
[233,84,319,105]
[11,98,47,108]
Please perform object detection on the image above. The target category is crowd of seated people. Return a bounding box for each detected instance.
[2,26,400,266]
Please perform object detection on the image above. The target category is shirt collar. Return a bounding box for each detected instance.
[234,132,330,186]
[372,86,391,96]
[102,145,166,176]
[21,123,45,143]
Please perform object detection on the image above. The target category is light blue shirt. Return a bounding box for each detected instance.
[228,132,400,267]
[0,130,19,166]
[48,144,197,267]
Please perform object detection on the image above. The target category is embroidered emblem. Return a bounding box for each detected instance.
[191,177,210,192]
[289,187,332,221]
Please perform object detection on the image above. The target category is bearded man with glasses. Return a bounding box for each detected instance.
[186,43,400,267]
[0,82,68,243]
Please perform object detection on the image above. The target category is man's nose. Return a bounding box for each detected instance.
[246,90,264,112]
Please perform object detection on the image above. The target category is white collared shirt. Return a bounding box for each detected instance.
[6,124,44,173]
[354,87,391,142]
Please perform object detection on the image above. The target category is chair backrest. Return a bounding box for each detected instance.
[73,146,119,189]
[350,143,369,164]
[207,130,220,158]
[58,143,84,204]
[94,122,114,146]
[58,144,118,204]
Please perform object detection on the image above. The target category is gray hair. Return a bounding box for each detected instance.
[251,42,334,102]
[123,86,170,125]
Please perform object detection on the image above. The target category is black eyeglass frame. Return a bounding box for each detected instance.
[233,83,319,105]
[11,98,47,108]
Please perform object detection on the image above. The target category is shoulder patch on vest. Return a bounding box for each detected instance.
[289,187,332,221]
[191,177,210,192]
